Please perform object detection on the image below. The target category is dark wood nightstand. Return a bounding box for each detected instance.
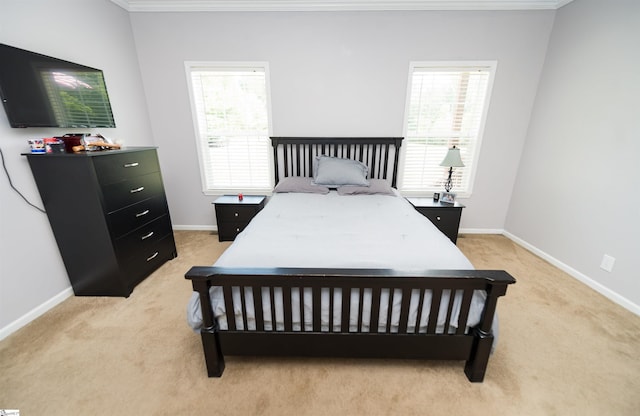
[213,195,266,241]
[406,197,465,244]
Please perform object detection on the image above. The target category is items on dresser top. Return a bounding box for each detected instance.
[23,147,177,297]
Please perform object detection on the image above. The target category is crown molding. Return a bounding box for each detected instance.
[111,0,574,13]
[555,0,575,7]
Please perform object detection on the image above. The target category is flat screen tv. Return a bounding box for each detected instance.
[0,43,116,128]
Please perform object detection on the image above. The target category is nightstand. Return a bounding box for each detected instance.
[213,195,266,241]
[406,197,465,244]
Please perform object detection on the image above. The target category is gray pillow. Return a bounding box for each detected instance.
[313,156,369,187]
[337,179,396,196]
[273,176,330,194]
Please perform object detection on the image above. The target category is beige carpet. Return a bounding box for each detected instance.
[1,232,639,415]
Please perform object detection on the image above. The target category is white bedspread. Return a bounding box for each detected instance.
[215,191,472,270]
[187,192,495,337]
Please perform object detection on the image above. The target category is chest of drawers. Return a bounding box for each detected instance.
[24,147,177,296]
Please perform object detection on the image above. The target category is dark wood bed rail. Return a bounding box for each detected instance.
[271,137,403,187]
[186,266,515,382]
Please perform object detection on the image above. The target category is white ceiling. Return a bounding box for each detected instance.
[110,0,575,12]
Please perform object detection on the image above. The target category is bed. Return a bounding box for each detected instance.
[185,137,515,382]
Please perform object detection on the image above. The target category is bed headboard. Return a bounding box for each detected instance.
[271,137,404,188]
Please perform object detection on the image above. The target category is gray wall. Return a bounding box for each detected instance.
[130,10,554,231]
[506,0,640,308]
[0,0,155,334]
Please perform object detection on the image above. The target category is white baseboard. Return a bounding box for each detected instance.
[503,230,640,317]
[173,224,216,231]
[460,228,504,235]
[0,287,73,341]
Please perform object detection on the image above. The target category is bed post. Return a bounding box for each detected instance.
[272,138,281,185]
[391,137,402,188]
[192,279,225,377]
[464,281,509,382]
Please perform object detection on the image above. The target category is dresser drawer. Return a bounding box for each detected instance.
[102,172,164,213]
[416,207,462,244]
[417,207,458,222]
[107,195,168,238]
[93,150,160,185]
[218,222,250,241]
[215,204,263,223]
[120,234,177,288]
[114,214,172,258]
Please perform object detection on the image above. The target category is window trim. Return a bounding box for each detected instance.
[399,61,497,198]
[184,61,274,196]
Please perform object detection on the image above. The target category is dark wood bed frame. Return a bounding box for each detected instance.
[185,137,515,382]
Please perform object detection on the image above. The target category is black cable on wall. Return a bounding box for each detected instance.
[0,146,46,213]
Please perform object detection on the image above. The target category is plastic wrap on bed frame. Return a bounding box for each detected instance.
[186,267,515,382]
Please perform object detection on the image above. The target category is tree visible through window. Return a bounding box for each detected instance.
[400,62,495,196]
[186,63,272,194]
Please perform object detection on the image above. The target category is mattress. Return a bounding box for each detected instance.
[187,191,493,336]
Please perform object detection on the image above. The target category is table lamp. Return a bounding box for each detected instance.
[440,146,465,192]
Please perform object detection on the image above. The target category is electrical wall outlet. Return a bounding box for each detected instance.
[600,254,615,272]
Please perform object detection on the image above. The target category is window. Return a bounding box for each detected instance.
[186,62,273,194]
[400,62,496,196]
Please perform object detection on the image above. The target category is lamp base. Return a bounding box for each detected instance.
[444,167,453,192]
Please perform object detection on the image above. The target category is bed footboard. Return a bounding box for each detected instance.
[185,267,515,382]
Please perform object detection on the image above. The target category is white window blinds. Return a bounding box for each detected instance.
[186,63,272,194]
[400,63,495,196]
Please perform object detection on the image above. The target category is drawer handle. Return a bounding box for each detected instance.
[141,231,154,240]
[234,212,239,217]
[436,216,441,221]
[130,186,145,193]
[146,252,159,262]
[123,162,139,168]
[236,227,240,232]
[135,209,150,217]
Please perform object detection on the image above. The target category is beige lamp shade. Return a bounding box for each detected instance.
[440,146,465,167]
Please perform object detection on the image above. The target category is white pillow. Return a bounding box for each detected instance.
[313,156,369,187]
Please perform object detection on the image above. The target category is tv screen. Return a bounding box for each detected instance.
[0,43,116,128]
